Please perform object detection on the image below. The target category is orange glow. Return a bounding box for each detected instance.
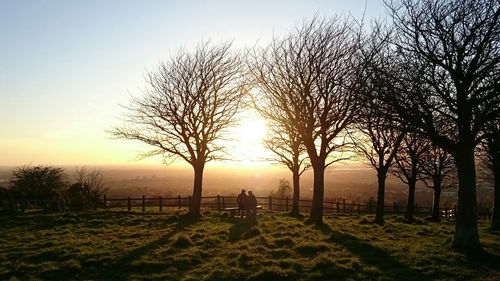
[221,110,274,168]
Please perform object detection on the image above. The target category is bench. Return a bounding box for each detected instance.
[223,206,263,218]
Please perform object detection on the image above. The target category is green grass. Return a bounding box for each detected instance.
[0,209,499,280]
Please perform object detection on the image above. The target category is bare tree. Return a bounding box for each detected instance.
[262,121,309,215]
[251,86,309,215]
[391,134,428,221]
[419,144,456,222]
[479,119,500,229]
[68,166,107,210]
[350,105,405,225]
[249,16,362,223]
[112,42,244,217]
[378,0,500,252]
[276,178,292,199]
[350,22,409,225]
[74,167,106,196]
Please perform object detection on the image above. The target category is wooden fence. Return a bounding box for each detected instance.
[5,194,461,219]
[98,195,458,219]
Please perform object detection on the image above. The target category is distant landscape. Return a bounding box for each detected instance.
[0,164,493,211]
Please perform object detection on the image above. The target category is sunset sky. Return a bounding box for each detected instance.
[0,0,386,167]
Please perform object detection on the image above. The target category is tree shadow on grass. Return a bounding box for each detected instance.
[78,213,200,280]
[0,211,141,233]
[220,216,259,241]
[174,213,202,230]
[465,250,500,274]
[0,212,73,232]
[1,211,202,280]
[286,211,305,219]
[315,223,428,281]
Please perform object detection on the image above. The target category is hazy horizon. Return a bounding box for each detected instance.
[0,162,470,209]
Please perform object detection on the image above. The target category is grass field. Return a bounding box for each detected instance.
[0,210,499,281]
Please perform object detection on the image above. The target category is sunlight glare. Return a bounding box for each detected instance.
[225,110,271,167]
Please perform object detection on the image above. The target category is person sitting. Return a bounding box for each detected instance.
[236,189,248,217]
[247,190,258,219]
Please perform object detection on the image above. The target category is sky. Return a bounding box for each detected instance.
[0,0,387,168]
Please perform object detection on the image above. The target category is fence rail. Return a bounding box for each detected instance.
[4,194,465,220]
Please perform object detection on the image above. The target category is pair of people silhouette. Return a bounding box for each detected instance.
[236,189,257,219]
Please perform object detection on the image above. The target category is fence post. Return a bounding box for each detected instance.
[454,205,457,218]
[445,208,448,218]
[269,196,272,211]
[217,195,221,211]
[342,199,346,213]
[222,197,225,210]
[285,197,289,212]
[393,202,397,214]
[336,201,340,213]
[178,195,181,209]
[127,197,131,212]
[142,195,145,212]
[103,194,107,209]
[159,196,163,212]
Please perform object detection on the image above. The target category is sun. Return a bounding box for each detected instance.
[224,109,272,166]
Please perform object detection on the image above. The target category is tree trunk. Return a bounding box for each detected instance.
[375,170,387,225]
[190,164,205,217]
[310,160,325,224]
[492,148,500,229]
[291,169,300,215]
[405,178,416,221]
[452,145,481,252]
[431,184,441,222]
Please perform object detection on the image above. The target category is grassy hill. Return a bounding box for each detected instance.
[0,210,499,280]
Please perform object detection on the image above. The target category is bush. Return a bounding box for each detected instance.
[66,183,97,211]
[10,165,66,210]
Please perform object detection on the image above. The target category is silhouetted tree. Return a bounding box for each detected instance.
[249,16,362,223]
[269,178,293,210]
[10,165,66,209]
[277,179,292,199]
[377,0,500,252]
[68,167,107,210]
[267,126,308,215]
[479,119,500,229]
[350,104,405,225]
[259,117,309,215]
[391,134,428,221]
[420,144,457,221]
[74,167,105,193]
[351,23,407,225]
[112,42,245,217]
[248,58,308,215]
